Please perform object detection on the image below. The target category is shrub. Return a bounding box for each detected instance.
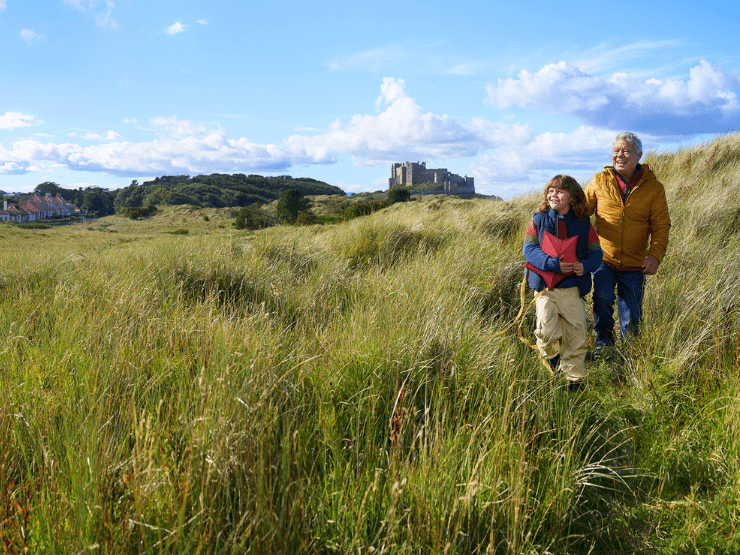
[388,186,411,204]
[342,199,388,221]
[124,203,158,220]
[234,205,274,230]
[296,211,317,226]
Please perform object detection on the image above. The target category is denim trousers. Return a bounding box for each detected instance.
[592,262,645,346]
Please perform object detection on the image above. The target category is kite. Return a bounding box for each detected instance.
[525,231,578,290]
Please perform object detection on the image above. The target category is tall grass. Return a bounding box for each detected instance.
[2,134,740,553]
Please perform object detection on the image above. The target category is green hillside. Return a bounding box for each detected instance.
[113,173,345,211]
[1,134,740,553]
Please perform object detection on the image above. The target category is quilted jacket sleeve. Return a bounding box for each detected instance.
[647,183,671,263]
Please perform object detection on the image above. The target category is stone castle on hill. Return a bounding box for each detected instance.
[388,161,475,196]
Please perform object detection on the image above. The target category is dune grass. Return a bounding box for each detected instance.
[2,134,740,553]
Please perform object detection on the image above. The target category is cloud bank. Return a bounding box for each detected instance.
[0,78,600,193]
[486,60,740,134]
[2,59,739,195]
[287,77,490,165]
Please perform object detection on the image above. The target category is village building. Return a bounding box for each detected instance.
[0,193,80,222]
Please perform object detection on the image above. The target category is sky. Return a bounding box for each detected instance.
[1,0,740,198]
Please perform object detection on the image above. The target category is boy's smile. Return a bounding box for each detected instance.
[547,187,571,215]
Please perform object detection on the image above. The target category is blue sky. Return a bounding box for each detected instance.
[1,0,739,198]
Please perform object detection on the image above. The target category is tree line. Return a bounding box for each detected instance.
[1,174,347,219]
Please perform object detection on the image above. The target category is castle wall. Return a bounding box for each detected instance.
[388,161,474,196]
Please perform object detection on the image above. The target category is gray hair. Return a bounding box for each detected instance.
[614,132,642,154]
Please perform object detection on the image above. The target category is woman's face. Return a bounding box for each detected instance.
[612,139,641,177]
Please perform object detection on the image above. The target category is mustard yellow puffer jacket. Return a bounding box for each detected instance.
[584,164,671,268]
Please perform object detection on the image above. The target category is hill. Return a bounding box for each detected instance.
[1,133,740,553]
[113,173,345,211]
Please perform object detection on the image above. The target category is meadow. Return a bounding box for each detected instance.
[2,134,740,554]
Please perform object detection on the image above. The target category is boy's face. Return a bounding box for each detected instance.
[547,186,571,215]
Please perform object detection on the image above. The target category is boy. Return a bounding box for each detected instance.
[523,175,603,390]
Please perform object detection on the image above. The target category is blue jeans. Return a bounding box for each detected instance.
[592,262,645,346]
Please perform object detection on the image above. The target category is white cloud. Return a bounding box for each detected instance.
[571,40,681,76]
[21,29,45,44]
[150,115,207,137]
[330,44,410,72]
[198,19,208,25]
[0,112,38,129]
[0,161,29,175]
[0,131,296,176]
[64,0,117,28]
[486,60,740,134]
[64,0,95,11]
[166,21,187,35]
[447,61,489,76]
[470,126,620,195]
[80,131,122,141]
[287,77,490,166]
[96,1,117,28]
[0,0,6,11]
[123,117,137,124]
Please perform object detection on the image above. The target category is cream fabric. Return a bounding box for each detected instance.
[534,287,588,381]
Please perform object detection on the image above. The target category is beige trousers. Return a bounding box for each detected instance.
[535,287,588,381]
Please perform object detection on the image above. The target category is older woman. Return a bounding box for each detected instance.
[584,132,671,356]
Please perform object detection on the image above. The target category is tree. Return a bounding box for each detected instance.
[276,189,312,224]
[34,181,63,197]
[81,190,107,217]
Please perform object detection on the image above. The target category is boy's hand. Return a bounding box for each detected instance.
[558,258,574,274]
[572,261,584,276]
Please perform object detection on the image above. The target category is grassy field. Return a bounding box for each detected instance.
[2,134,740,554]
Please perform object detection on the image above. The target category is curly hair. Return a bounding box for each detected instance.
[536,175,588,220]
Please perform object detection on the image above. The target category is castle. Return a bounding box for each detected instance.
[388,161,475,196]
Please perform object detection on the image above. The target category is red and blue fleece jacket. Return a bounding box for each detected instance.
[523,208,602,296]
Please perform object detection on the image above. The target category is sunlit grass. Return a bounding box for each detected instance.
[2,134,740,553]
